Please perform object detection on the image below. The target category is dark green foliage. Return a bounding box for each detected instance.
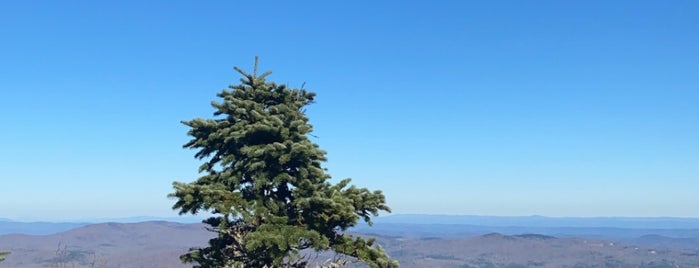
[170,58,397,268]
[0,251,8,262]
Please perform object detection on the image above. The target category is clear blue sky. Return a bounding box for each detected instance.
[1,1,697,220]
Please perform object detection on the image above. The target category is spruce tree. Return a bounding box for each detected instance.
[170,58,398,268]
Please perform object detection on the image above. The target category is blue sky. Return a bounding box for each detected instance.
[1,1,698,220]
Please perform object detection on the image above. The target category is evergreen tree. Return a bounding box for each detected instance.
[0,251,8,262]
[170,58,398,268]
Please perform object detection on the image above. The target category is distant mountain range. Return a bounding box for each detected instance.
[355,222,699,240]
[353,214,699,240]
[0,221,209,268]
[373,214,699,229]
[1,219,699,268]
[0,216,206,235]
[0,221,89,236]
[4,214,699,237]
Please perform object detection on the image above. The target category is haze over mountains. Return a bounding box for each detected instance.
[2,215,699,267]
[376,215,699,229]
[355,215,699,240]
[0,216,205,236]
